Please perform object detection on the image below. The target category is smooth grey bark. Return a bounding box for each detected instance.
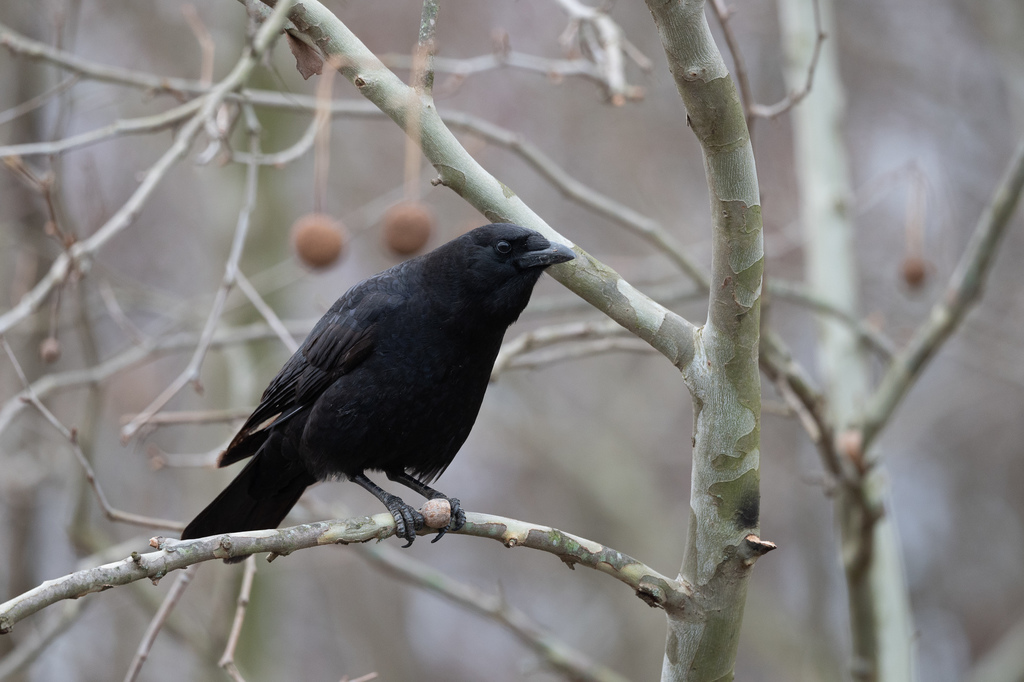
[644,2,768,680]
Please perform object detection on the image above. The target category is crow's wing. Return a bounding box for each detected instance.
[218,275,407,467]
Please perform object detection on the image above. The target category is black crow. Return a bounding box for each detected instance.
[181,223,574,548]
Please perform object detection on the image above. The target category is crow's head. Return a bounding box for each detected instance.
[428,223,575,324]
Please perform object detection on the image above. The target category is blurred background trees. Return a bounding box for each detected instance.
[1,0,1023,680]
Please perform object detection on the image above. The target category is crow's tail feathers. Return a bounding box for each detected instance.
[180,443,315,552]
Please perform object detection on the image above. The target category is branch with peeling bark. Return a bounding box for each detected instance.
[1,12,699,375]
[247,0,700,375]
[0,511,692,636]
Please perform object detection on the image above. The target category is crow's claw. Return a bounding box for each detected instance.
[388,500,424,548]
[448,497,467,531]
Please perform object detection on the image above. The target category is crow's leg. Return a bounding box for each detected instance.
[350,473,424,548]
[386,471,466,543]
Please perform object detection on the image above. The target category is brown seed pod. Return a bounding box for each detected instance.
[291,213,347,269]
[40,337,61,363]
[901,256,927,289]
[381,202,434,256]
[420,498,452,530]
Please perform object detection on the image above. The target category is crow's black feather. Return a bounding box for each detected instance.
[181,224,574,546]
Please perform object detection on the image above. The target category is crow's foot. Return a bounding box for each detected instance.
[386,500,425,548]
[430,496,466,543]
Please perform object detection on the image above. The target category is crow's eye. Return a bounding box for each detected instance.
[495,240,512,254]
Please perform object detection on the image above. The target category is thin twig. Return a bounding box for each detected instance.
[363,545,631,682]
[234,271,299,353]
[416,0,438,96]
[710,0,826,139]
[120,407,253,427]
[0,20,199,95]
[0,75,78,127]
[552,0,646,105]
[313,57,340,214]
[492,319,632,378]
[218,557,257,681]
[749,0,825,120]
[0,1,295,338]
[181,4,216,87]
[0,319,317,439]
[861,140,1024,451]
[230,101,322,166]
[379,51,619,93]
[120,104,265,441]
[0,97,203,158]
[767,278,895,359]
[506,337,652,372]
[758,333,841,479]
[122,565,198,682]
[709,0,755,133]
[0,338,184,531]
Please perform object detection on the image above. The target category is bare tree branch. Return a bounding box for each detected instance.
[244,0,700,374]
[122,566,197,682]
[0,1,295,338]
[861,139,1024,451]
[492,319,629,377]
[750,0,825,119]
[0,511,692,635]
[0,319,316,440]
[120,106,265,441]
[0,75,78,127]
[1,338,184,531]
[218,557,256,681]
[362,545,632,682]
[553,0,646,106]
[710,0,826,140]
[767,278,895,359]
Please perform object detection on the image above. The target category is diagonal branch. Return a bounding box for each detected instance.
[249,0,700,374]
[0,338,185,531]
[0,1,293,338]
[120,105,264,441]
[860,140,1024,451]
[0,98,204,159]
[122,566,197,682]
[362,545,632,682]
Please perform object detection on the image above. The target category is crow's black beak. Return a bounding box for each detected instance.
[515,242,576,269]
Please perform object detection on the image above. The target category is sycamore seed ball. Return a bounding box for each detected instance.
[901,256,927,289]
[39,337,61,363]
[382,202,434,256]
[291,213,347,269]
